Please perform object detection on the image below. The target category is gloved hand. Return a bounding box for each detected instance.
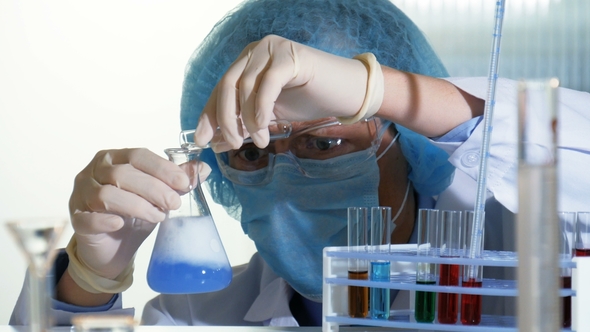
[66,148,210,293]
[194,34,384,151]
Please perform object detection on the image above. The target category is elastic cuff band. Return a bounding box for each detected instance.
[337,53,385,125]
[66,237,134,294]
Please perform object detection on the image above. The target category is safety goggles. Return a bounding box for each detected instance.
[209,117,390,186]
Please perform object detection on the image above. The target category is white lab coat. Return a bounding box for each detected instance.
[10,77,590,326]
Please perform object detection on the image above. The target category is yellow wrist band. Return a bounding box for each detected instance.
[337,52,385,124]
[65,237,134,294]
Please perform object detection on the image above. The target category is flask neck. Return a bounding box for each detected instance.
[164,147,210,219]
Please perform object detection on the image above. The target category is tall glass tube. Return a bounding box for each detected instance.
[370,206,392,320]
[147,147,232,294]
[347,207,369,318]
[414,209,439,323]
[461,210,484,325]
[437,210,462,324]
[516,78,560,332]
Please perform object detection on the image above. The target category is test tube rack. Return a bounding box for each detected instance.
[322,244,590,332]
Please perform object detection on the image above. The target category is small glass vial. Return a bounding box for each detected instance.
[146,147,232,294]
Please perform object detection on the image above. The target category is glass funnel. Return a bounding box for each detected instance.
[146,147,232,294]
[6,217,67,332]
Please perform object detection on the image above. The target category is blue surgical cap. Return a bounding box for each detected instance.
[180,0,455,218]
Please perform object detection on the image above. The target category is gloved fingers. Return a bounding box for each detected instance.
[195,86,220,148]
[70,210,126,235]
[215,48,252,150]
[96,148,190,192]
[237,41,274,148]
[72,180,168,228]
[92,162,182,213]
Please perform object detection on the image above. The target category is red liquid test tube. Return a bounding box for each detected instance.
[461,210,484,326]
[437,210,462,324]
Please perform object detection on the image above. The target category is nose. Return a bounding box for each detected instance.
[272,138,291,154]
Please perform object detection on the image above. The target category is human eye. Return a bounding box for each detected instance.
[308,137,343,151]
[229,144,269,171]
[291,135,350,159]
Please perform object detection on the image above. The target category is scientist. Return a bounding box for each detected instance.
[11,0,590,327]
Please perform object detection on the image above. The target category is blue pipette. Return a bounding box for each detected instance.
[468,0,507,273]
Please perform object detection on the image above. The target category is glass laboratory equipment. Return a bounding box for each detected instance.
[72,315,135,332]
[516,78,560,332]
[6,217,67,332]
[575,212,590,257]
[369,206,392,320]
[437,210,462,325]
[558,211,576,328]
[347,207,369,318]
[146,147,232,294]
[414,208,439,323]
[461,210,484,325]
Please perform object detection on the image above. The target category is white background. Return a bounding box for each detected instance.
[0,0,254,324]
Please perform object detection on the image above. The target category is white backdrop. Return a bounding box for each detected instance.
[0,0,255,324]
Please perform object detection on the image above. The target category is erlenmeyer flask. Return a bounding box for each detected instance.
[146,147,232,294]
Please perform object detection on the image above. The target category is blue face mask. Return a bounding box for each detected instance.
[230,150,380,301]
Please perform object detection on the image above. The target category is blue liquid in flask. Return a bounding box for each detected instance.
[147,215,232,294]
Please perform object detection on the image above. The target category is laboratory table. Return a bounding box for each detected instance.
[1,327,417,332]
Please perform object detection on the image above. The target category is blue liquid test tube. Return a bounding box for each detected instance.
[370,206,392,320]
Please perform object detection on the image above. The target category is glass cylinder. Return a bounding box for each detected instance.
[461,210,484,325]
[369,206,392,320]
[414,208,439,323]
[516,78,560,332]
[347,207,369,318]
[437,210,462,324]
[146,147,232,294]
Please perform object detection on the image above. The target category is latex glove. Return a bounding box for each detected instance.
[67,148,210,293]
[195,34,384,151]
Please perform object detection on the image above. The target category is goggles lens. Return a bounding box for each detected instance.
[216,117,388,185]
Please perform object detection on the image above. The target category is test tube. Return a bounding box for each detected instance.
[575,212,590,257]
[461,210,484,325]
[437,210,462,324]
[370,206,392,320]
[414,209,439,323]
[347,207,369,318]
[558,211,576,328]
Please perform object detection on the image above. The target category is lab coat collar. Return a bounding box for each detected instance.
[243,276,298,326]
